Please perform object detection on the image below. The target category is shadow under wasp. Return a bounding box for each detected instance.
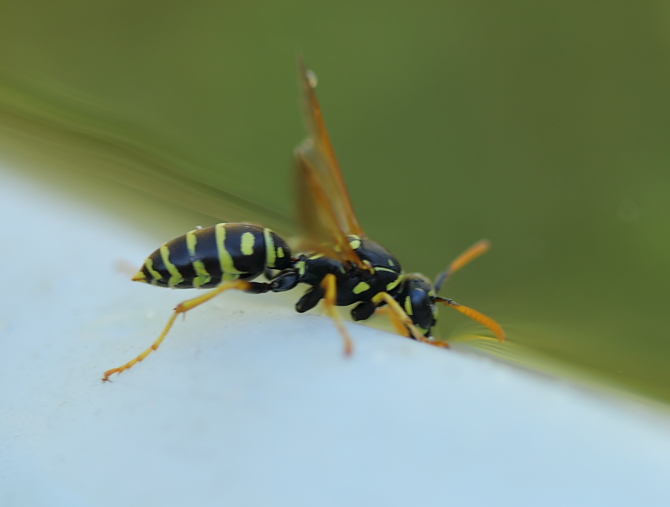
[102,59,504,381]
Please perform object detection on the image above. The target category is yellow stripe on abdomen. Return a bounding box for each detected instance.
[186,230,212,288]
[159,245,184,288]
[215,223,242,282]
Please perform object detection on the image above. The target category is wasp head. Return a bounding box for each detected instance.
[395,273,438,337]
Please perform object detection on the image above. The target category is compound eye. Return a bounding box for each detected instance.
[407,288,436,331]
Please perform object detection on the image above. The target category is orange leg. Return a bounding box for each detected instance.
[320,274,353,355]
[376,307,411,337]
[102,279,254,381]
[372,292,449,349]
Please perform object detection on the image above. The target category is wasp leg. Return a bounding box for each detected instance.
[351,301,410,337]
[374,307,411,337]
[319,273,353,356]
[372,292,450,349]
[270,269,300,292]
[351,300,376,322]
[295,285,324,313]
[434,297,505,342]
[102,279,266,381]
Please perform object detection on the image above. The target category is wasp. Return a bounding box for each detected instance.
[102,59,504,381]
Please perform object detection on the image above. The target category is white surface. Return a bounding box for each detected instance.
[2,166,670,507]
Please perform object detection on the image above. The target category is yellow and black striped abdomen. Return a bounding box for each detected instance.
[132,223,292,289]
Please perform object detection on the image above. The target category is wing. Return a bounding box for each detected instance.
[295,57,367,268]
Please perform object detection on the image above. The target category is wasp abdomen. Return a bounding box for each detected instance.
[132,223,292,289]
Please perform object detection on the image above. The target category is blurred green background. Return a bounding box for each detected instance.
[1,2,669,401]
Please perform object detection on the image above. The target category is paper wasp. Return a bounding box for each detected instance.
[102,59,503,381]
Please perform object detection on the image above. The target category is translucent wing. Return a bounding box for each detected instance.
[295,57,367,268]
